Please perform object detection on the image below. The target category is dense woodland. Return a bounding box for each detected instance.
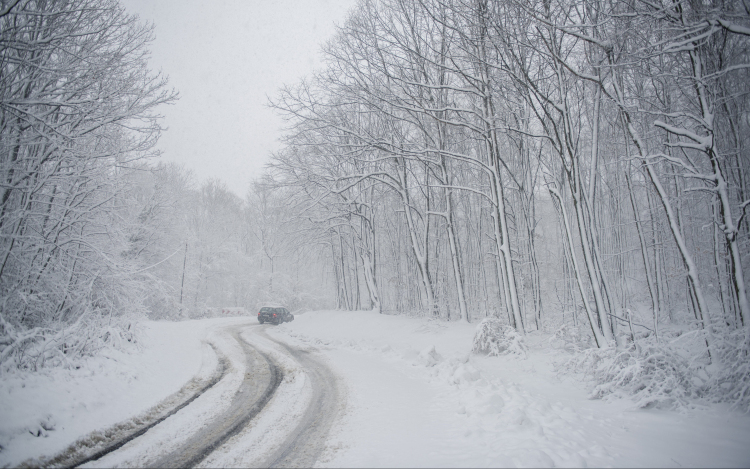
[267,0,750,405]
[1,0,749,408]
[271,0,750,339]
[0,0,329,372]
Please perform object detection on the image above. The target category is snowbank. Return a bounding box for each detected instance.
[269,310,750,468]
[0,317,247,467]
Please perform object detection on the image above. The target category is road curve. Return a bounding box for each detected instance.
[150,328,283,468]
[34,321,342,469]
[257,328,342,468]
[38,344,229,469]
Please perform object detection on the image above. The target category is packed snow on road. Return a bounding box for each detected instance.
[1,311,749,468]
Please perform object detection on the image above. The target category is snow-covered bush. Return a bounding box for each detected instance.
[710,328,750,411]
[563,336,700,409]
[549,323,594,352]
[0,313,142,374]
[591,344,696,409]
[472,318,526,358]
[563,326,750,411]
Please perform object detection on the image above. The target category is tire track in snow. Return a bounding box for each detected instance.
[37,343,228,469]
[152,328,283,468]
[35,322,339,469]
[258,329,341,468]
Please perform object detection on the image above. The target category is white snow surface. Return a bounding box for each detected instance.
[268,310,750,468]
[1,311,749,468]
[0,317,247,467]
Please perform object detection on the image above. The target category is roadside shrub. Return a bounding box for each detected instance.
[0,313,142,374]
[562,326,750,411]
[472,318,526,358]
[549,322,594,352]
[593,344,697,409]
[710,328,750,411]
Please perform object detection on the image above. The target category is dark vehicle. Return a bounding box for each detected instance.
[257,306,294,325]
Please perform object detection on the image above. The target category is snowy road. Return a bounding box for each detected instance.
[256,333,341,468]
[149,327,283,468]
[42,321,342,468]
[4,313,749,468]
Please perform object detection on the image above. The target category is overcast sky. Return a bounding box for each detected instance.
[120,0,357,196]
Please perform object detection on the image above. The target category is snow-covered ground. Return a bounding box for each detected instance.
[2,311,749,467]
[270,311,750,468]
[0,317,248,467]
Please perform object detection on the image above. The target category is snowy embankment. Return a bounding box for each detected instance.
[267,310,750,468]
[0,317,249,467]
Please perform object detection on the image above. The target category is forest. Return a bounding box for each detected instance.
[1,0,749,408]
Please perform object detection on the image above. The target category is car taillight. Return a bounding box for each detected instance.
[273,313,276,316]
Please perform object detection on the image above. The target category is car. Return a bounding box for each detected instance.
[257,306,294,325]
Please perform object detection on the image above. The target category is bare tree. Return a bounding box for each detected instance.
[0,0,176,369]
